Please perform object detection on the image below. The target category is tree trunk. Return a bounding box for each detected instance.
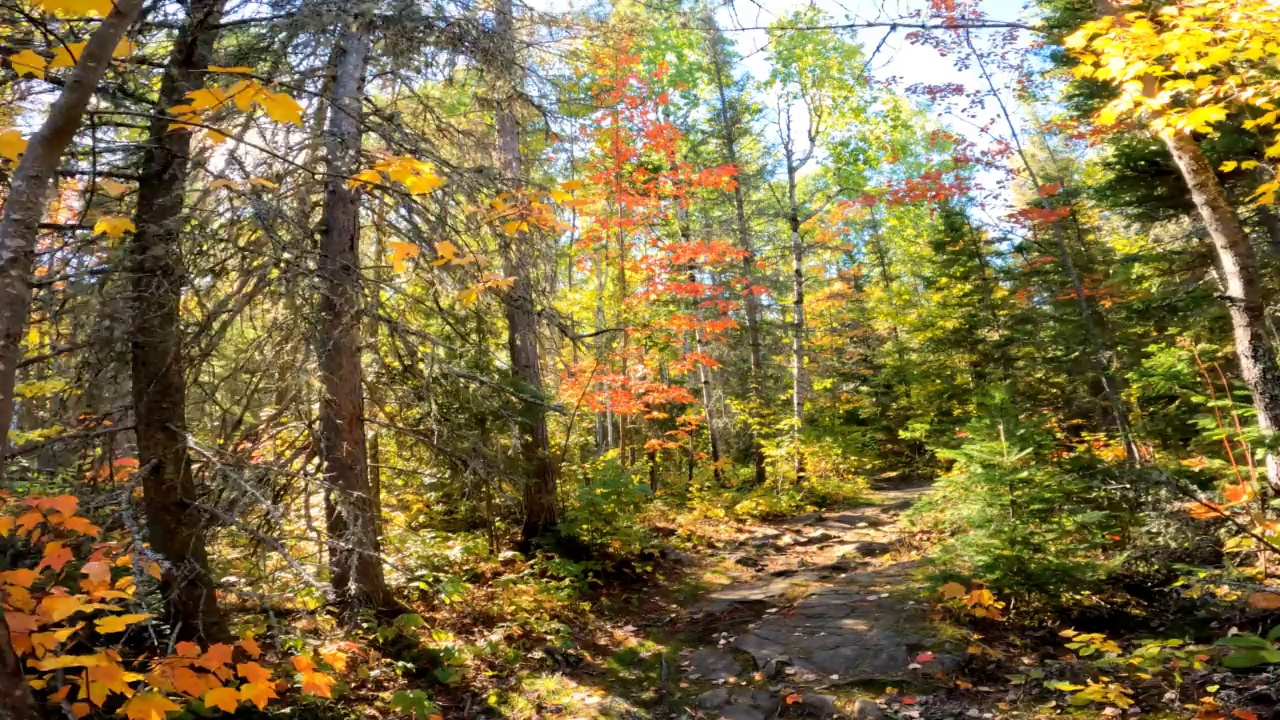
[0,600,38,720]
[1164,129,1280,488]
[704,14,766,486]
[316,10,392,611]
[491,0,558,544]
[130,0,229,643]
[787,165,806,483]
[0,0,143,458]
[0,1,143,711]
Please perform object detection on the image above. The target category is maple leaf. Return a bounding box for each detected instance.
[204,686,241,713]
[38,541,75,572]
[433,240,458,266]
[96,613,153,634]
[239,682,277,710]
[33,652,109,670]
[320,647,348,672]
[257,90,303,125]
[62,515,101,538]
[197,642,235,672]
[0,129,28,162]
[0,568,39,588]
[31,624,82,657]
[237,661,271,685]
[81,560,111,586]
[208,66,255,74]
[170,666,217,697]
[94,216,136,239]
[300,669,336,697]
[239,631,262,659]
[5,611,38,633]
[387,241,421,273]
[938,581,967,600]
[34,0,117,16]
[291,654,317,673]
[8,50,47,79]
[49,43,87,70]
[87,660,141,706]
[122,691,181,720]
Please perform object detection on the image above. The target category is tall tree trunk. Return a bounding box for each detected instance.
[704,13,766,486]
[1163,130,1280,488]
[0,1,144,712]
[492,0,558,544]
[0,0,143,457]
[680,212,723,483]
[787,163,806,483]
[130,0,229,643]
[316,10,391,611]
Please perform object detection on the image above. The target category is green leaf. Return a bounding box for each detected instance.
[1267,625,1280,643]
[1221,649,1280,668]
[1215,634,1273,649]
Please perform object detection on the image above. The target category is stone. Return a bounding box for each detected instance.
[698,688,731,709]
[662,548,694,564]
[734,554,762,569]
[688,648,743,681]
[852,541,894,557]
[882,498,915,512]
[802,530,836,545]
[853,699,887,720]
[802,694,839,717]
[830,513,884,527]
[793,512,822,524]
[718,707,766,720]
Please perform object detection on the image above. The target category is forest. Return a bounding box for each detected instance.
[3,0,1280,718]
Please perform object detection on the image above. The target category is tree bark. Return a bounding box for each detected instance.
[130,0,229,643]
[316,9,392,611]
[0,1,144,712]
[0,0,143,458]
[787,164,807,483]
[491,0,558,544]
[0,600,38,720]
[680,211,723,483]
[704,14,766,486]
[1163,130,1280,488]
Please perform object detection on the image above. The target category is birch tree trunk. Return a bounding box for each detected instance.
[130,0,229,642]
[491,0,558,544]
[316,8,392,610]
[1163,130,1280,488]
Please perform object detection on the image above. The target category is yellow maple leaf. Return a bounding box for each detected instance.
[208,66,254,74]
[94,216,136,239]
[256,90,303,125]
[0,568,39,588]
[95,613,153,634]
[239,682,277,709]
[34,0,116,16]
[113,38,137,58]
[122,691,181,720]
[0,129,28,162]
[8,50,47,79]
[49,42,87,70]
[38,593,86,623]
[433,240,458,266]
[33,652,109,670]
[239,632,262,659]
[203,686,240,713]
[938,581,967,600]
[31,624,82,658]
[387,241,421,273]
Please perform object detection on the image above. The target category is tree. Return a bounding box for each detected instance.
[315,5,393,611]
[489,0,559,545]
[130,0,230,642]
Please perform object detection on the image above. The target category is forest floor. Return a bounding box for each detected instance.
[490,481,999,720]
[471,481,1278,720]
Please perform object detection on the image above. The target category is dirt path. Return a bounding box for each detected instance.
[660,485,957,719]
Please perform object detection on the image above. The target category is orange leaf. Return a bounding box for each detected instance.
[204,686,240,713]
[902,696,918,705]
[175,641,201,658]
[291,654,316,673]
[38,541,74,572]
[197,642,234,671]
[123,691,181,720]
[237,661,271,685]
[784,693,803,705]
[239,631,261,659]
[1232,710,1258,720]
[299,670,335,697]
[0,568,39,588]
[1246,592,1280,609]
[239,682,278,710]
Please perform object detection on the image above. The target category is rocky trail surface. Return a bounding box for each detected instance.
[657,485,962,720]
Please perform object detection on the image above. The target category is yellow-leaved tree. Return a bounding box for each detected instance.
[1067,0,1280,490]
